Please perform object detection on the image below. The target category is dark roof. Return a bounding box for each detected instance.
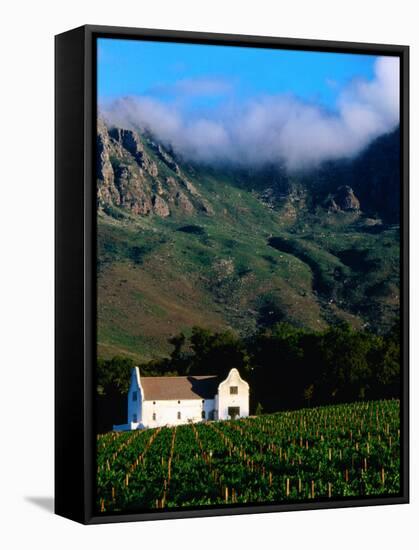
[141,375,219,401]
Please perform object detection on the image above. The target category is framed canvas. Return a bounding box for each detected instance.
[55,25,409,524]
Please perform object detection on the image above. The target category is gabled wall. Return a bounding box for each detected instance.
[217,368,249,420]
[114,367,250,431]
[127,367,143,425]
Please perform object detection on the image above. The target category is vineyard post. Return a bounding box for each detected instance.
[381,468,385,485]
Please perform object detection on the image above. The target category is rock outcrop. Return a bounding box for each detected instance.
[326,186,361,213]
[97,119,119,204]
[335,186,361,211]
[152,194,170,217]
[96,120,213,218]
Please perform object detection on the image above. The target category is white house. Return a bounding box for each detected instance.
[113,367,250,430]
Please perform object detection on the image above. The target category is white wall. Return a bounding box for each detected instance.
[125,368,216,428]
[217,369,249,420]
[127,368,142,424]
[2,2,417,550]
[143,398,215,427]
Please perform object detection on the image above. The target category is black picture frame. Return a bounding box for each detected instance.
[55,24,409,525]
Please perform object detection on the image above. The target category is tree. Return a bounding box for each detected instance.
[96,355,135,433]
[168,332,189,374]
[316,323,375,403]
[169,332,186,358]
[303,384,314,408]
[189,327,250,379]
[248,322,308,411]
[255,402,264,416]
[97,355,134,395]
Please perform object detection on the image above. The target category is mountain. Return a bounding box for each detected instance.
[97,118,213,218]
[307,127,400,222]
[96,120,400,362]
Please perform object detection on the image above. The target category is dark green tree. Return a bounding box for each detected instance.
[189,327,250,379]
[97,355,134,396]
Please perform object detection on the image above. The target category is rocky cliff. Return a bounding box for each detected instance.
[97,119,213,218]
[325,186,361,213]
[97,120,400,225]
[311,128,400,222]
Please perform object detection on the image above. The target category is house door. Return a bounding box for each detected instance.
[228,406,240,419]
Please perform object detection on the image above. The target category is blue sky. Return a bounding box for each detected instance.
[97,38,399,170]
[98,38,377,112]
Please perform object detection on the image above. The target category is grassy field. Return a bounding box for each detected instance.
[97,163,400,361]
[96,399,400,512]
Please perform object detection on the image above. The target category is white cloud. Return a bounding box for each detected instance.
[149,77,233,97]
[101,56,399,171]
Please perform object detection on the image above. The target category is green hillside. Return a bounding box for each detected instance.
[97,125,400,362]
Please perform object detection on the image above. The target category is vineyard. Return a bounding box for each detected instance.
[96,399,400,512]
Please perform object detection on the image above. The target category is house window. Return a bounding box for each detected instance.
[230,386,238,395]
[177,411,181,420]
[152,413,156,421]
[201,410,206,419]
[202,399,205,403]
[132,391,137,401]
[178,400,181,404]
[153,401,156,405]
[228,406,240,419]
[133,414,137,422]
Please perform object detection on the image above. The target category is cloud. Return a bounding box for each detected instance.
[325,78,339,90]
[101,57,399,171]
[148,77,233,97]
